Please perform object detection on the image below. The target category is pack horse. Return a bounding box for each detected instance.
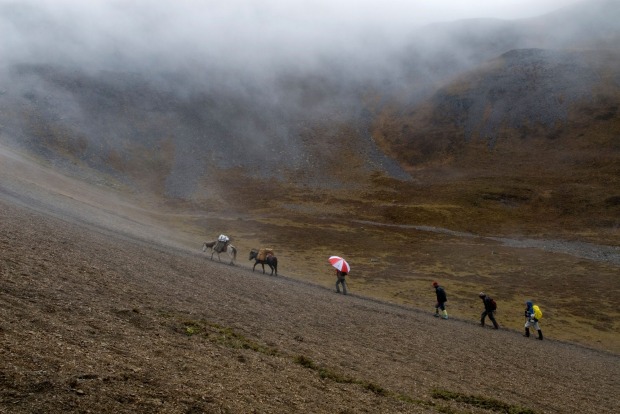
[203,234,237,265]
[249,248,278,276]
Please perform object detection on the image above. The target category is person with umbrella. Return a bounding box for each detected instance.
[335,270,348,295]
[329,256,350,295]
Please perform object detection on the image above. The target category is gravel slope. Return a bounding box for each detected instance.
[1,194,619,413]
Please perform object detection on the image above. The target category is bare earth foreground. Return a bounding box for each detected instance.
[1,153,619,413]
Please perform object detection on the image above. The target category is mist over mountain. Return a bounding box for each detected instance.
[0,0,618,211]
[374,48,620,164]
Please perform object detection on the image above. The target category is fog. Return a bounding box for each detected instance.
[1,0,581,76]
[1,0,614,194]
[1,0,598,124]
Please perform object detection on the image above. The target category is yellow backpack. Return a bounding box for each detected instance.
[533,305,543,319]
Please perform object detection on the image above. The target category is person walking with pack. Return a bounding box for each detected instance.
[432,281,448,319]
[524,300,543,340]
[335,270,348,295]
[478,292,499,329]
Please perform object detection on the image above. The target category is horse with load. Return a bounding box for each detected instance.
[249,248,278,276]
[202,234,237,265]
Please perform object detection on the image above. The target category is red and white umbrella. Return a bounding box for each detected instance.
[329,256,350,273]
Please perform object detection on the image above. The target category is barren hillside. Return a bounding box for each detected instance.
[1,141,619,414]
[2,180,619,414]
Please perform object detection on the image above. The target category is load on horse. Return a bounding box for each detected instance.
[214,234,230,253]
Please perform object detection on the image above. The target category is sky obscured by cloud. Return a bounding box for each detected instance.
[1,0,582,72]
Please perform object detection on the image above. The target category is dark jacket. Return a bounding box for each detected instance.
[435,286,447,303]
[482,296,495,312]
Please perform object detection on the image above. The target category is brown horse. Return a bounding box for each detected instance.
[249,248,278,275]
[202,240,237,265]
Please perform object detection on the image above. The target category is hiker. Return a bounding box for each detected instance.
[524,300,543,340]
[478,292,499,329]
[432,281,448,319]
[335,270,348,295]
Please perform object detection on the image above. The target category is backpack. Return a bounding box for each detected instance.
[533,305,543,319]
[489,298,497,311]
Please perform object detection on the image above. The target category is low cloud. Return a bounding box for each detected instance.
[0,0,582,76]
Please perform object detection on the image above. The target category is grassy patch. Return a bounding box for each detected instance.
[293,355,391,397]
[360,381,388,396]
[293,355,316,369]
[178,319,278,356]
[432,389,536,413]
[183,322,202,336]
[207,323,279,356]
[294,355,355,384]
